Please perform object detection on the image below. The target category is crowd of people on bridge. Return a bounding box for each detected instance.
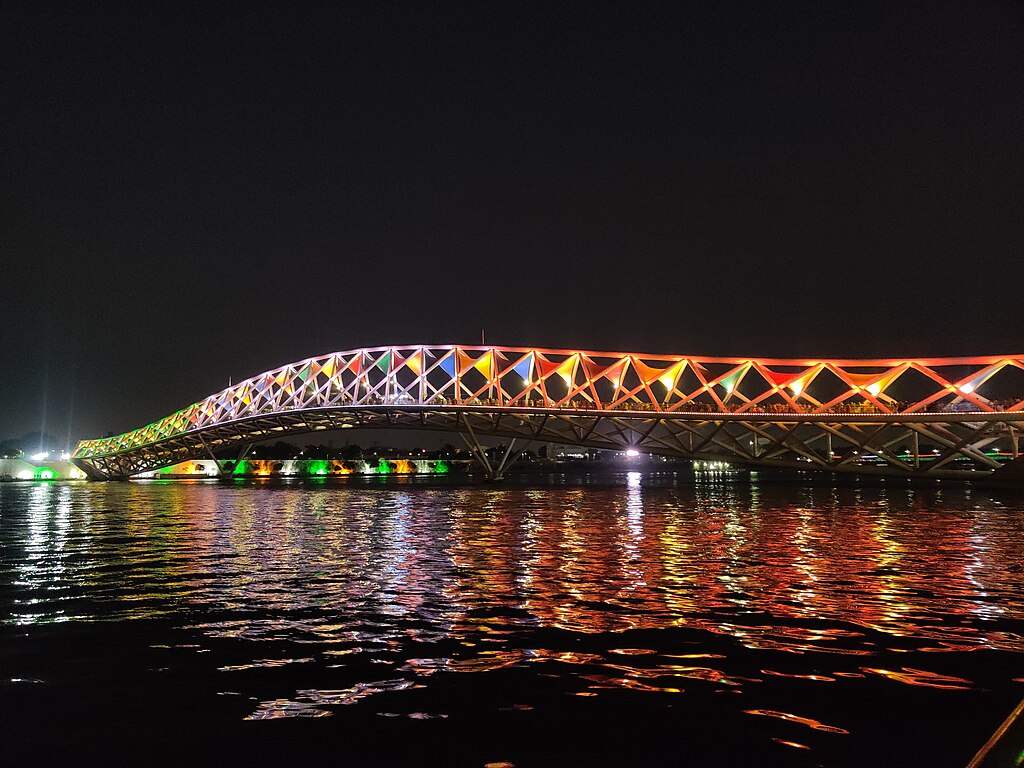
[352,393,1021,414]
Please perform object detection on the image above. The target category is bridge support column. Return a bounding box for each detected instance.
[491,438,521,481]
[198,435,226,476]
[459,418,519,481]
[200,437,253,478]
[221,442,253,478]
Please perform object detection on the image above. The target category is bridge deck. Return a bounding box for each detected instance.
[72,345,1024,480]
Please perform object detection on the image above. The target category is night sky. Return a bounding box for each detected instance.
[2,3,1023,445]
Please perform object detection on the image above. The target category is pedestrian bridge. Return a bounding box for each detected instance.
[72,345,1024,481]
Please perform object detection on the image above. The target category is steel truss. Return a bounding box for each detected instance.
[73,345,1024,480]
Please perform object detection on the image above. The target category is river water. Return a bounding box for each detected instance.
[2,474,1023,766]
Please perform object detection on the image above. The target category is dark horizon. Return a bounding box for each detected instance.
[3,3,1022,443]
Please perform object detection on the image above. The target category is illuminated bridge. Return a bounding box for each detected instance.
[73,345,1024,482]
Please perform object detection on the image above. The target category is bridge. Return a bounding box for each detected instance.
[72,345,1024,481]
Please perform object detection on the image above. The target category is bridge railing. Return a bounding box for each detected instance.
[73,346,1024,459]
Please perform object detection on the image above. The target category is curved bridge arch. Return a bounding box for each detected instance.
[73,345,1024,480]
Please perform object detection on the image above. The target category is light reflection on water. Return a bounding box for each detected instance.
[2,476,1024,764]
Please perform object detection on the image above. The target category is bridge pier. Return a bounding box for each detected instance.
[489,438,522,482]
[459,419,520,481]
[214,443,253,480]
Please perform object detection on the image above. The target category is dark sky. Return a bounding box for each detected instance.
[2,2,1023,445]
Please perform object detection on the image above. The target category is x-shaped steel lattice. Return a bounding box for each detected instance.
[73,346,1024,480]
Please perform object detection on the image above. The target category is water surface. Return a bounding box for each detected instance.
[2,474,1023,766]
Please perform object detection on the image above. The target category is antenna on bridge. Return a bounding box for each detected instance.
[481,329,485,345]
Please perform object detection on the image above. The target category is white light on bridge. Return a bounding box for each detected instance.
[70,344,1024,481]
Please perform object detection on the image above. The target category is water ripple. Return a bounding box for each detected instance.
[3,478,1024,765]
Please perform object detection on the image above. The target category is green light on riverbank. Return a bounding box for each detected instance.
[211,457,457,477]
[39,469,55,480]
